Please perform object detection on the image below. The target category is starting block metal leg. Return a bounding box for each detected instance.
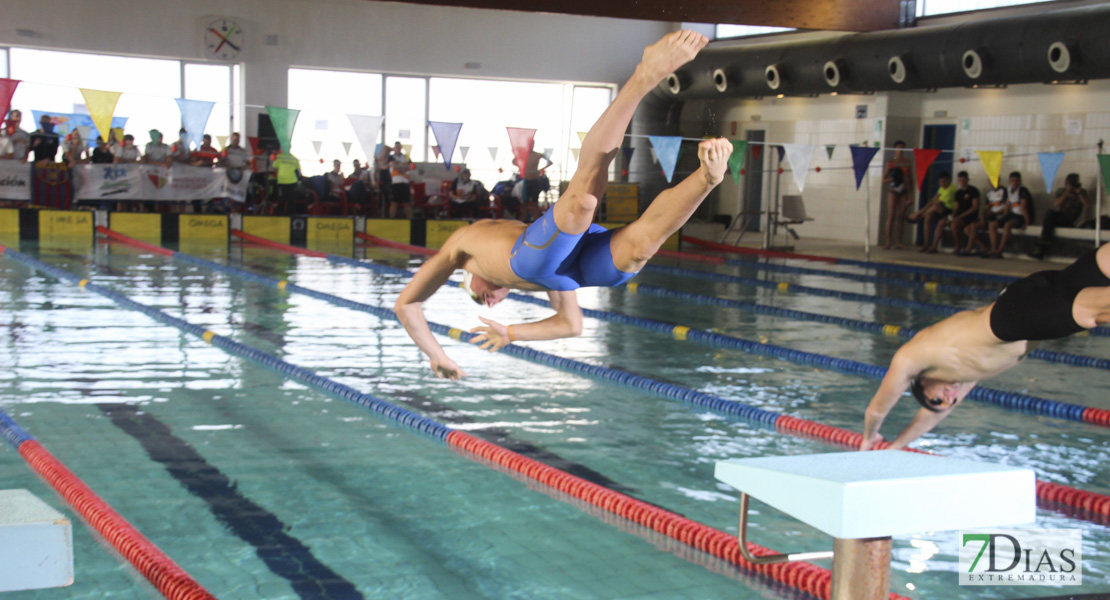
[831,536,891,600]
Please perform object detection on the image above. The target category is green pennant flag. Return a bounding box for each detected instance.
[1099,154,1110,194]
[728,140,748,185]
[826,144,835,159]
[265,106,301,152]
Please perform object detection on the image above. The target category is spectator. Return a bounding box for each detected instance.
[113,134,141,163]
[219,133,248,171]
[346,159,371,187]
[1032,173,1089,259]
[963,178,1006,256]
[270,149,301,215]
[947,171,981,256]
[521,148,551,205]
[62,129,87,166]
[29,114,60,164]
[0,109,30,161]
[325,159,345,195]
[906,171,957,253]
[89,136,115,164]
[142,130,172,167]
[191,134,219,167]
[986,171,1033,258]
[387,141,412,219]
[882,140,913,249]
[375,145,392,204]
[450,169,485,219]
[170,128,192,165]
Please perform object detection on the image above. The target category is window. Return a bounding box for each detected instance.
[917,0,1054,17]
[386,76,427,165]
[715,24,794,39]
[184,63,232,141]
[287,68,383,175]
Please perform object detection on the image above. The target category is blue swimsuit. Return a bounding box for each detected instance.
[508,209,638,291]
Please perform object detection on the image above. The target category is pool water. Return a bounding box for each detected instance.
[1,238,1108,599]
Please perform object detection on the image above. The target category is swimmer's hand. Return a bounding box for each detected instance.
[697,138,732,187]
[469,317,510,352]
[430,355,466,381]
[860,432,884,451]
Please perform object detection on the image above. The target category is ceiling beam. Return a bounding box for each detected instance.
[373,0,902,32]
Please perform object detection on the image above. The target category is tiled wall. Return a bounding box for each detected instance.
[682,79,1110,244]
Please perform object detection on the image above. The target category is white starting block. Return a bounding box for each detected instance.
[0,489,74,592]
[715,452,1035,600]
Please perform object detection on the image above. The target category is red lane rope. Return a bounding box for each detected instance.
[230,229,330,258]
[681,236,838,263]
[96,227,174,256]
[18,440,215,600]
[355,232,436,256]
[445,430,912,600]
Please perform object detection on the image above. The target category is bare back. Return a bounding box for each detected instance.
[903,304,1030,383]
[449,219,545,290]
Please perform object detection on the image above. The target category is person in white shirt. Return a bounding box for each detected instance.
[114,134,141,163]
[0,110,30,161]
[143,130,172,167]
[987,171,1033,258]
[450,169,484,218]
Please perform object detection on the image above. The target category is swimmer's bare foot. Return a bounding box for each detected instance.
[697,138,731,187]
[638,30,709,88]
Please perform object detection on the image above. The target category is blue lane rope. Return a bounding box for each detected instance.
[706,257,1001,297]
[0,408,36,449]
[829,256,1020,284]
[177,245,1105,427]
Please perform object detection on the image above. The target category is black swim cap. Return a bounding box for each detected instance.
[910,377,944,412]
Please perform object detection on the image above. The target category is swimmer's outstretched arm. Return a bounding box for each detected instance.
[395,241,468,380]
[861,349,918,450]
[469,291,583,351]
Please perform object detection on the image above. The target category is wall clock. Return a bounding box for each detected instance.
[203,18,243,61]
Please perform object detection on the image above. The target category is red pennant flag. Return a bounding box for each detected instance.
[247,136,261,155]
[506,127,536,173]
[913,148,943,191]
[0,79,20,124]
[751,145,763,162]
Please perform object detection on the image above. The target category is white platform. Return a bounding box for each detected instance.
[0,489,74,592]
[715,452,1036,539]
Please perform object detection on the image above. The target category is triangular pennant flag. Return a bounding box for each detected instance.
[401,144,412,158]
[75,126,92,144]
[110,127,124,143]
[0,79,20,123]
[913,148,943,191]
[782,143,816,192]
[751,145,763,162]
[431,145,440,159]
[459,146,469,161]
[79,88,122,148]
[1099,155,1110,195]
[265,106,300,152]
[216,135,228,150]
[728,140,748,185]
[826,144,836,160]
[374,143,383,161]
[622,146,634,165]
[572,148,581,161]
[1037,152,1065,194]
[488,146,499,162]
[647,135,682,183]
[247,136,260,154]
[976,150,1004,188]
[347,115,385,161]
[174,98,215,150]
[776,145,786,163]
[428,121,462,169]
[342,141,352,156]
[311,140,323,155]
[577,131,588,145]
[849,146,881,190]
[506,127,536,172]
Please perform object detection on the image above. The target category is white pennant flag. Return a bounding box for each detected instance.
[342,142,352,156]
[488,146,499,162]
[542,147,553,160]
[311,140,323,155]
[347,115,385,161]
[782,143,816,192]
[459,146,470,161]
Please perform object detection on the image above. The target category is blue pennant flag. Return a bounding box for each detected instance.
[428,121,463,169]
[648,135,682,183]
[622,146,634,165]
[849,145,881,190]
[1037,152,1065,194]
[174,98,215,150]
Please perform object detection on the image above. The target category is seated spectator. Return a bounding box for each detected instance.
[986,171,1032,258]
[114,134,141,163]
[325,159,345,196]
[191,134,219,167]
[89,136,115,164]
[170,128,192,165]
[346,159,371,187]
[906,171,957,253]
[1032,173,1089,259]
[0,109,30,161]
[963,179,1007,256]
[62,129,87,166]
[491,178,518,218]
[947,171,981,256]
[449,169,485,219]
[219,133,248,171]
[143,130,172,167]
[29,114,61,164]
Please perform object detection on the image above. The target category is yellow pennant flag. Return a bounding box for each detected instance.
[110,127,124,143]
[577,131,588,145]
[216,134,228,149]
[571,148,580,161]
[976,150,1004,188]
[401,144,412,159]
[79,89,122,145]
